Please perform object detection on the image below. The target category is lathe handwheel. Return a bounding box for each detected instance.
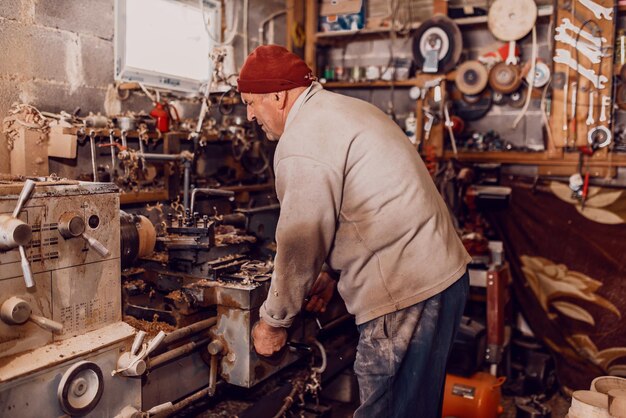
[57,360,104,416]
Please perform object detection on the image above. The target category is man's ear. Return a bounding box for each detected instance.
[275,91,288,110]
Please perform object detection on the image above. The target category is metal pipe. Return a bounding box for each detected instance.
[190,188,235,215]
[160,317,217,346]
[108,132,116,179]
[89,131,98,182]
[136,152,185,162]
[147,336,212,369]
[165,382,224,415]
[183,160,191,212]
[319,314,353,335]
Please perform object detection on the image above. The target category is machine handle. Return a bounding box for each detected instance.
[131,330,146,356]
[12,179,35,218]
[19,245,34,288]
[82,233,111,257]
[30,314,64,333]
[145,331,166,356]
[0,296,63,333]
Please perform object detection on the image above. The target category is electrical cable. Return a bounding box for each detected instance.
[258,10,287,46]
[200,0,239,46]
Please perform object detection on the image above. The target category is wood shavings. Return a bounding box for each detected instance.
[2,103,50,151]
[124,314,175,336]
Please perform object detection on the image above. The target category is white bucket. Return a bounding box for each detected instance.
[591,376,626,394]
[608,389,626,418]
[568,390,611,418]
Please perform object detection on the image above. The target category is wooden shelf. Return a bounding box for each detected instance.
[120,190,168,205]
[323,72,457,89]
[315,23,421,43]
[222,182,274,193]
[323,79,419,88]
[453,5,554,26]
[444,150,626,167]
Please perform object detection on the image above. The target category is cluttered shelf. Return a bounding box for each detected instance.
[323,79,419,88]
[322,72,457,89]
[314,5,554,42]
[314,23,421,44]
[444,151,626,167]
[120,190,169,205]
[452,5,553,26]
[119,183,275,205]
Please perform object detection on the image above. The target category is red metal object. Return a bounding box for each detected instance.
[150,102,170,133]
[486,265,511,351]
[442,372,506,418]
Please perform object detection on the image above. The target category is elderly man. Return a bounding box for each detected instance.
[238,45,471,418]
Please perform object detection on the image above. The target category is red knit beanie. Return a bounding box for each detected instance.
[237,45,315,94]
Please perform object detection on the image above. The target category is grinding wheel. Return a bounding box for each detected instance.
[453,89,493,121]
[412,14,462,74]
[489,62,523,94]
[525,61,551,88]
[455,61,489,95]
[488,0,537,42]
[488,0,537,66]
[462,94,482,104]
[508,87,528,109]
[493,91,509,106]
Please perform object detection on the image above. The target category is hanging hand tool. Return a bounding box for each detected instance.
[569,82,578,148]
[600,95,610,122]
[586,90,595,126]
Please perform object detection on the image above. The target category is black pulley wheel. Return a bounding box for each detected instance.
[453,89,493,121]
[508,87,528,109]
[412,14,462,74]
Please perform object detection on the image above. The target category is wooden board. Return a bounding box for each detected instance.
[549,0,616,149]
[10,126,49,177]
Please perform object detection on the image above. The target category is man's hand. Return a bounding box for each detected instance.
[252,319,287,356]
[305,271,336,313]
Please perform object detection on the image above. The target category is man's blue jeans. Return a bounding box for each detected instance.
[353,272,469,418]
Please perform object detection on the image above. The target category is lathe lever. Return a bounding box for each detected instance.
[0,296,63,333]
[0,180,36,289]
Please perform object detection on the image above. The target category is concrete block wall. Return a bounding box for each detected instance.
[0,0,286,177]
[0,0,115,118]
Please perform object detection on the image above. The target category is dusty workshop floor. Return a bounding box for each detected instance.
[324,392,572,418]
[500,393,571,418]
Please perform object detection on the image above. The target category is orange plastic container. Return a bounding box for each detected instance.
[441,372,506,418]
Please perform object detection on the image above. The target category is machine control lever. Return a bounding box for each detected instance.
[1,296,63,333]
[114,330,166,377]
[58,212,110,257]
[0,180,36,288]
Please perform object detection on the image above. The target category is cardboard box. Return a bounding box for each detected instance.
[319,0,365,32]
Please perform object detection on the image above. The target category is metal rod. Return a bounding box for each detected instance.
[319,313,353,335]
[108,132,116,180]
[138,136,147,170]
[89,131,98,182]
[147,337,212,369]
[183,160,191,212]
[136,152,185,162]
[160,317,217,346]
[190,188,236,215]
